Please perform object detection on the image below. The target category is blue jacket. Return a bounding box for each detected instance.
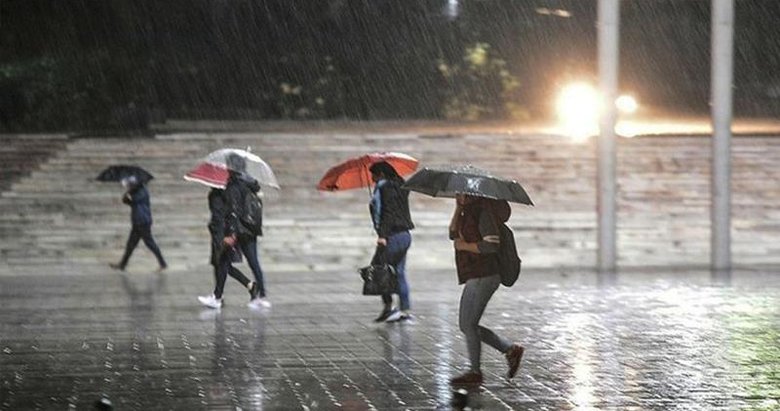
[123,185,153,226]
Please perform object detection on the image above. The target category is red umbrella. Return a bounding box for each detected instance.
[317,152,419,191]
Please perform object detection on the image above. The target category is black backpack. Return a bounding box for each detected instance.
[239,191,263,236]
[496,223,521,287]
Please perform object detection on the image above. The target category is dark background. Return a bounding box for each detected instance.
[1,0,778,131]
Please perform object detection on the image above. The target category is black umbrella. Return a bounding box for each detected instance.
[96,165,154,184]
[403,165,533,205]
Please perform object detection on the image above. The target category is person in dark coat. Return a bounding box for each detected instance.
[448,195,524,386]
[197,187,257,309]
[223,169,270,308]
[110,176,167,271]
[220,153,270,307]
[368,161,415,323]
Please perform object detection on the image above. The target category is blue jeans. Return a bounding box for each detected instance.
[373,231,412,311]
[239,236,266,297]
[459,274,512,372]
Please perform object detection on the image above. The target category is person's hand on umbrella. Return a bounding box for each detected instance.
[223,235,237,246]
[376,237,387,246]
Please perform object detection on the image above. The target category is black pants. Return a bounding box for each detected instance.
[213,252,251,299]
[119,224,167,269]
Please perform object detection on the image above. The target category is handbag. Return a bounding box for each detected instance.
[359,264,398,295]
[358,246,398,295]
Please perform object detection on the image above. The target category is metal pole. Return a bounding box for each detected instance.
[597,0,619,271]
[711,0,734,270]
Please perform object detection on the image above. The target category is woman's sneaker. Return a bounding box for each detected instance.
[198,294,223,309]
[248,282,260,300]
[386,311,412,323]
[374,307,394,322]
[505,343,525,379]
[384,309,403,322]
[248,297,271,309]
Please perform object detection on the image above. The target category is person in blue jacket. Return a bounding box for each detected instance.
[110,176,167,271]
[368,161,415,322]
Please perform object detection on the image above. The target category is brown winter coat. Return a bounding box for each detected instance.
[450,198,511,284]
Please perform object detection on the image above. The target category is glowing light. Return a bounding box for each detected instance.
[615,121,640,138]
[556,83,600,141]
[616,95,638,114]
[555,84,641,140]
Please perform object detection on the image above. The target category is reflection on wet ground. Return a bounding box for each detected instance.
[1,268,779,410]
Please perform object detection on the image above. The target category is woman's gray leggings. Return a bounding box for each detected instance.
[458,274,512,372]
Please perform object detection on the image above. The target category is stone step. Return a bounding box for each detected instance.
[3,131,780,275]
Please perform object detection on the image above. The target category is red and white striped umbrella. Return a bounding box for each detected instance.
[184,162,231,189]
[184,148,280,190]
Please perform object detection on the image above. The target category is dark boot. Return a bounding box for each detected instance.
[450,371,483,386]
[505,343,525,379]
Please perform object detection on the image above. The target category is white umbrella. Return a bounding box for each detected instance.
[185,148,280,190]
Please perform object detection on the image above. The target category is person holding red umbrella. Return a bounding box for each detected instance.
[368,161,415,322]
[318,153,418,322]
[186,149,278,309]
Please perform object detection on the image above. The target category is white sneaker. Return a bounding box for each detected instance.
[385,310,403,322]
[198,294,223,309]
[248,297,271,309]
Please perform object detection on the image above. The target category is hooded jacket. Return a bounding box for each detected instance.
[224,172,262,237]
[450,198,511,284]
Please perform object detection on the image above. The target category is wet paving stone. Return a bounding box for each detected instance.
[1,268,780,410]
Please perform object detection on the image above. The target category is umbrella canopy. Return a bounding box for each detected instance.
[403,165,533,205]
[96,165,154,184]
[317,152,418,191]
[184,148,280,189]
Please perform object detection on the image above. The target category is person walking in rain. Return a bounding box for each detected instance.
[197,186,258,309]
[110,175,167,272]
[224,154,271,308]
[369,161,415,323]
[448,194,524,385]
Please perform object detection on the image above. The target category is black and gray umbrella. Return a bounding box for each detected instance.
[96,165,154,184]
[403,165,533,205]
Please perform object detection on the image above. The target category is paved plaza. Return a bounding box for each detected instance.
[1,266,779,410]
[2,129,780,409]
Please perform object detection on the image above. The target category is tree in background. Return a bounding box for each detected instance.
[437,42,525,121]
[1,0,778,131]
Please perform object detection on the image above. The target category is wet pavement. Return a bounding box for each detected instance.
[1,267,779,410]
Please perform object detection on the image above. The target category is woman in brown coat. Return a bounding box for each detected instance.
[449,194,524,385]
